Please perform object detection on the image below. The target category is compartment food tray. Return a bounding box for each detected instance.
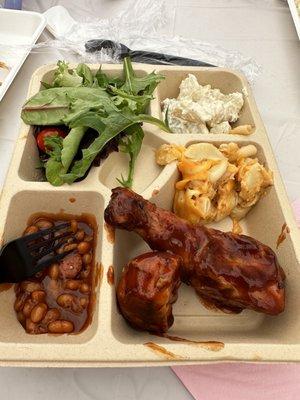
[0,63,299,367]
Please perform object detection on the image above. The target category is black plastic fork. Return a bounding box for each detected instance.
[85,39,215,67]
[0,222,74,283]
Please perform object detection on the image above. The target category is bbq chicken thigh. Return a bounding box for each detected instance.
[117,251,181,333]
[105,187,285,315]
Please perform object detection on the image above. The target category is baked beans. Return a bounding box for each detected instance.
[14,215,96,335]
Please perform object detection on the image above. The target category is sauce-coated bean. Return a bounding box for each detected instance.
[75,230,85,241]
[31,290,46,302]
[24,225,39,235]
[35,219,53,229]
[57,245,66,255]
[56,293,75,309]
[25,318,47,334]
[63,243,78,252]
[42,309,61,326]
[70,220,78,233]
[21,281,42,292]
[25,319,38,334]
[17,311,26,324]
[48,320,74,333]
[79,297,89,308]
[80,283,90,294]
[48,263,59,280]
[82,253,92,265]
[64,280,81,290]
[23,300,36,318]
[30,303,48,323]
[77,241,91,255]
[14,293,28,312]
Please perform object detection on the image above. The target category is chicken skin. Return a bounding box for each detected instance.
[105,187,285,315]
[117,251,181,333]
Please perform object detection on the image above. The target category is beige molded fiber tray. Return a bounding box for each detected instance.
[0,63,299,367]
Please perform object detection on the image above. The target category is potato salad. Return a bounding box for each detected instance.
[162,74,247,135]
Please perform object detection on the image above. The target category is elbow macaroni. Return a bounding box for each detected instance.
[156,142,273,227]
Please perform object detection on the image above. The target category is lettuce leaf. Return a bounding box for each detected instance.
[21,87,108,126]
[61,126,87,170]
[76,64,94,87]
[43,136,65,186]
[43,126,87,185]
[109,85,152,114]
[95,67,124,89]
[60,110,168,184]
[53,61,83,87]
[121,57,164,96]
[21,58,168,187]
[117,124,144,188]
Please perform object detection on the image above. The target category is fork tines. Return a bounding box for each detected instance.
[23,222,70,243]
[23,222,73,262]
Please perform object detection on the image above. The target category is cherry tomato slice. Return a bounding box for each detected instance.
[36,127,67,153]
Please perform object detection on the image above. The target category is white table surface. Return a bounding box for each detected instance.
[0,0,299,399]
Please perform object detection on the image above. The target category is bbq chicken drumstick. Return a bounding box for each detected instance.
[117,251,181,333]
[105,187,285,315]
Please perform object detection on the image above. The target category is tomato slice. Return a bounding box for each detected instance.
[36,127,67,153]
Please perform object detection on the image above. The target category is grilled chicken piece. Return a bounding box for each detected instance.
[105,187,285,315]
[117,251,181,333]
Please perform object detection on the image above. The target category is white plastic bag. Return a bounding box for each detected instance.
[3,0,261,81]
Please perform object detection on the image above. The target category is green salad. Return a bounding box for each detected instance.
[21,58,169,187]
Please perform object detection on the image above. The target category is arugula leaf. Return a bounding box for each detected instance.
[42,62,95,89]
[164,105,171,131]
[108,85,152,113]
[117,124,144,188]
[76,64,94,87]
[95,66,124,89]
[44,135,63,160]
[60,110,169,184]
[121,57,164,96]
[95,68,109,88]
[45,158,65,186]
[62,97,107,125]
[43,127,87,185]
[43,136,65,186]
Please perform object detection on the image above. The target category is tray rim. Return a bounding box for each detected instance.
[0,63,299,366]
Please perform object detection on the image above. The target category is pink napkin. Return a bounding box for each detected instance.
[172,363,300,400]
[172,199,300,400]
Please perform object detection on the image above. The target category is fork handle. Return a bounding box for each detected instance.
[128,50,215,67]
